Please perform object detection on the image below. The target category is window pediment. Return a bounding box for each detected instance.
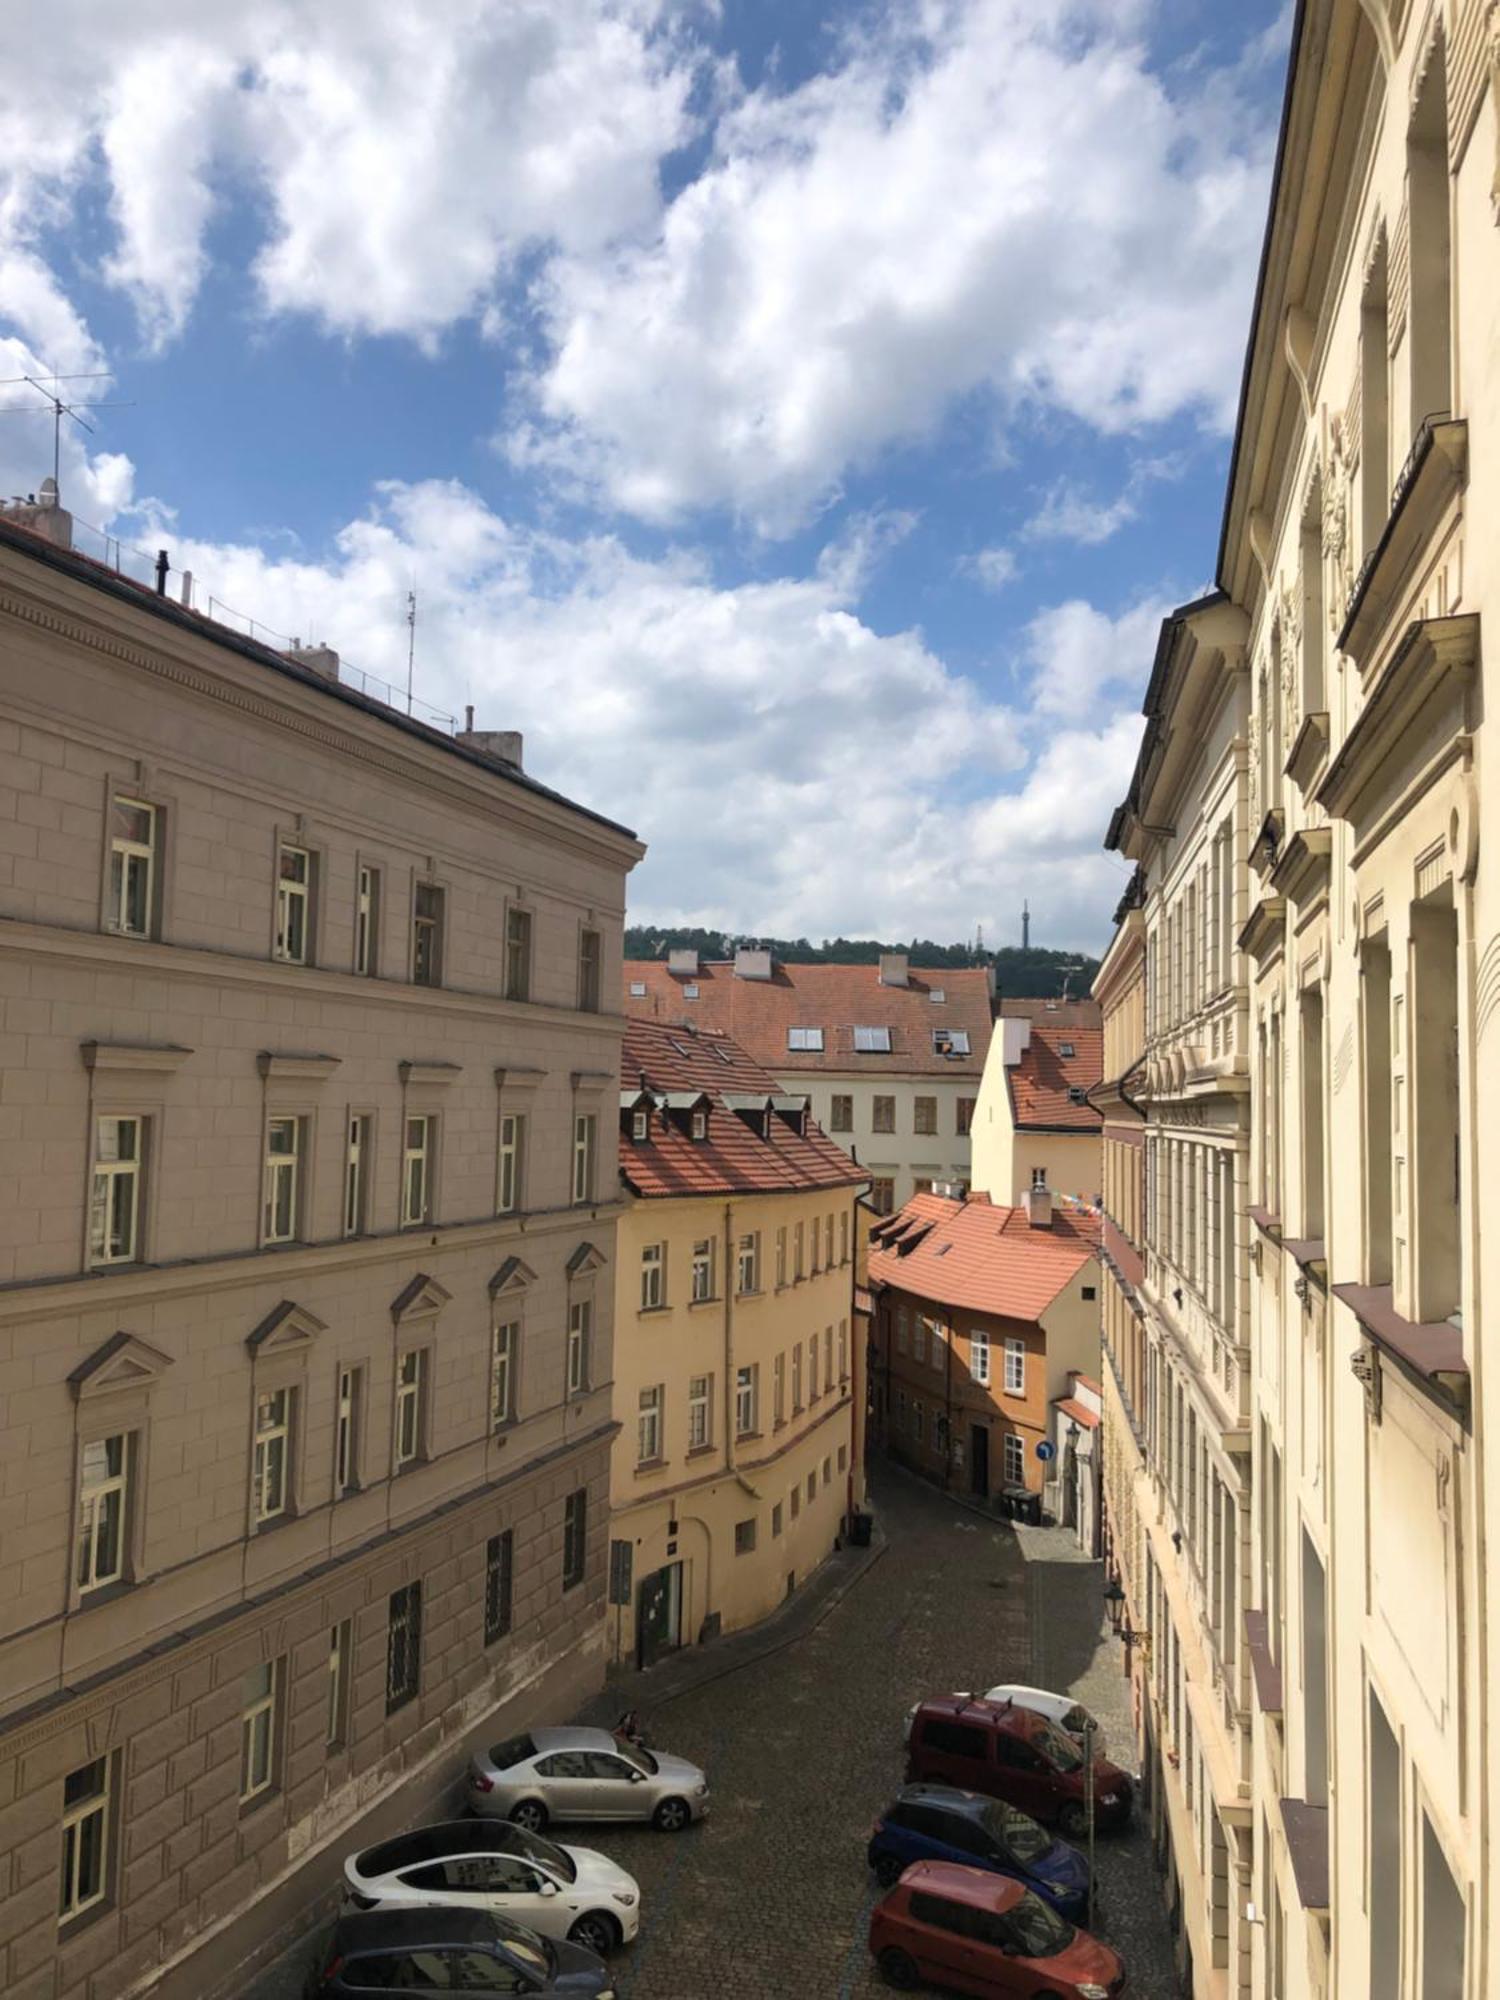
[257,1051,341,1082]
[567,1240,608,1279]
[391,1272,452,1325]
[81,1040,192,1077]
[489,1256,539,1298]
[69,1330,174,1401]
[1317,615,1477,842]
[398,1060,462,1088]
[246,1299,328,1357]
[494,1065,546,1092]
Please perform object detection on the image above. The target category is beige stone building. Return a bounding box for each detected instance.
[0,505,642,1999]
[608,1020,865,1666]
[968,998,1103,1209]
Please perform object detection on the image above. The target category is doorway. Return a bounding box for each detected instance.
[636,1560,683,1669]
[970,1423,990,1500]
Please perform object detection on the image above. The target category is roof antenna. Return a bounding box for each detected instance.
[405,591,417,715]
[0,371,135,497]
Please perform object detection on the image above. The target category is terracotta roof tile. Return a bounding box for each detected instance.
[1054,1395,1100,1430]
[868,1191,1095,1321]
[620,1020,864,1201]
[1007,1024,1104,1131]
[623,959,993,1077]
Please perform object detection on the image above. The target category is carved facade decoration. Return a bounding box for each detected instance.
[1490,5,1500,222]
[1249,675,1264,822]
[1279,581,1301,737]
[1323,428,1354,609]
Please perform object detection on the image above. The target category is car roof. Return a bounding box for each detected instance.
[333,1906,507,1950]
[355,1819,541,1877]
[901,1861,1026,1911]
[912,1694,1039,1736]
[987,1684,1069,1708]
[530,1725,617,1754]
[893,1784,990,1819]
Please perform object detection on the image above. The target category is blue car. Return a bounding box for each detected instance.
[866,1783,1091,1923]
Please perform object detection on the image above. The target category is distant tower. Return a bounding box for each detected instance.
[975,922,984,958]
[1022,900,1031,950]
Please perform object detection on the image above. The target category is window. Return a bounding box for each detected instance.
[838,1321,848,1383]
[76,1434,130,1593]
[690,1107,707,1140]
[870,1176,895,1216]
[737,1232,759,1293]
[1004,1338,1025,1395]
[840,1211,850,1262]
[402,1115,433,1226]
[824,1325,833,1392]
[578,928,602,1013]
[772,1502,783,1538]
[787,1027,824,1051]
[355,865,379,975]
[485,1532,514,1643]
[641,1243,665,1311]
[932,1029,970,1056]
[394,1350,425,1467]
[1060,1041,1076,1058]
[631,1109,649,1141]
[957,1097,976,1136]
[793,1221,805,1280]
[89,1115,144,1265]
[629,979,647,997]
[872,1096,896,1133]
[683,982,699,999]
[412,882,443,986]
[830,1094,853,1132]
[689,1373,712,1450]
[562,1490,587,1590]
[490,1321,517,1427]
[638,1385,663,1464]
[240,1660,280,1803]
[253,1388,292,1522]
[691,1238,715,1302]
[572,1114,595,1204]
[807,1335,819,1400]
[791,1481,801,1520]
[775,1227,788,1286]
[822,1456,831,1487]
[792,1345,803,1411]
[505,906,532,1001]
[107,797,157,938]
[929,988,946,1004]
[262,1116,302,1243]
[497,1113,525,1215]
[567,1300,590,1394]
[920,1720,988,1759]
[1030,1166,1047,1191]
[327,1622,351,1747]
[772,1350,786,1424]
[914,1096,937,1135]
[335,1366,362,1494]
[344,1114,370,1236]
[1082,1285,1096,1302]
[854,1025,892,1052]
[807,1471,816,1502]
[386,1582,422,1711]
[969,1329,991,1386]
[913,1316,927,1365]
[735,1518,757,1555]
[275,844,311,963]
[1004,1433,1025,1485]
[59,1757,112,1924]
[810,1222,821,1275]
[736,1364,758,1436]
[896,1307,908,1354]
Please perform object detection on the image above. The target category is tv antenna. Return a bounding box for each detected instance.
[405,591,417,715]
[0,372,136,492]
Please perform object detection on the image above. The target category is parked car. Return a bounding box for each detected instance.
[343,1819,640,1956]
[867,1783,1090,1922]
[468,1726,710,1833]
[906,1698,1132,1837]
[868,1860,1126,1997]
[307,1905,618,1997]
[903,1687,1107,1760]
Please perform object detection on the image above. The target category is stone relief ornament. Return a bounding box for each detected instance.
[1322,436,1352,608]
[1248,686,1263,820]
[1279,581,1300,736]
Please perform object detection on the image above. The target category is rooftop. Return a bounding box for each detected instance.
[868,1190,1097,1322]
[1007,1023,1104,1133]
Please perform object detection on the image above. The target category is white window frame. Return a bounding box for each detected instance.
[412,881,443,986]
[253,1387,292,1522]
[1004,1432,1026,1485]
[853,1025,893,1052]
[59,1757,112,1924]
[394,1349,425,1467]
[334,1365,361,1494]
[970,1328,991,1387]
[490,1319,517,1427]
[572,1113,595,1204]
[1031,1166,1048,1191]
[89,1114,144,1266]
[262,1116,302,1244]
[737,1232,759,1294]
[691,1108,708,1139]
[344,1113,369,1237]
[735,1364,757,1436]
[641,1243,665,1311]
[691,1237,715,1303]
[275,844,311,964]
[1004,1337,1026,1396]
[787,1026,824,1050]
[933,1028,971,1056]
[631,1109,649,1141]
[402,1114,433,1226]
[76,1433,129,1593]
[240,1660,279,1803]
[689,1373,712,1450]
[108,796,156,938]
[637,1384,663,1464]
[567,1299,590,1395]
[355,865,378,975]
[497,1112,524,1215]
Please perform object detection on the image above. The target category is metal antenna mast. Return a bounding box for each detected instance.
[0,372,135,495]
[405,592,417,715]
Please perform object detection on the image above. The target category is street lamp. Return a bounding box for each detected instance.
[1103,1577,1150,1656]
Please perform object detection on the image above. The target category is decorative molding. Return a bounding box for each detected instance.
[1271,827,1333,909]
[68,1330,174,1400]
[1318,615,1479,833]
[566,1240,608,1278]
[493,1065,546,1092]
[1355,0,1396,70]
[1286,711,1331,797]
[570,1069,614,1095]
[80,1040,192,1076]
[1337,420,1468,668]
[1387,201,1411,355]
[488,1256,539,1297]
[256,1051,341,1082]
[390,1273,452,1325]
[398,1060,463,1088]
[1284,305,1317,418]
[245,1299,327,1356]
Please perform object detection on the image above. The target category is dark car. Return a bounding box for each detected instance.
[906,1697,1132,1836]
[307,1905,617,1997]
[868,1861,1126,1998]
[868,1783,1091,1922]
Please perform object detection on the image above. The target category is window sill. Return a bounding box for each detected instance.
[633,1457,667,1477]
[238,1787,281,1821]
[393,1458,428,1477]
[74,1577,137,1613]
[685,1443,717,1461]
[736,1429,763,1444]
[637,1303,671,1317]
[687,1295,720,1310]
[735,1288,763,1300]
[253,1508,298,1534]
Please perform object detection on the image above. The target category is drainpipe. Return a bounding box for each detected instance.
[722,1200,736,1475]
[944,1310,955,1491]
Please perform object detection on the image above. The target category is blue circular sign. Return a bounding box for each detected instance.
[1035,1439,1056,1463]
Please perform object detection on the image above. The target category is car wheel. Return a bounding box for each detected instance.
[568,1912,621,1956]
[878,1947,920,1990]
[1057,1802,1087,1839]
[509,1798,549,1833]
[873,1854,904,1888]
[653,1795,691,1832]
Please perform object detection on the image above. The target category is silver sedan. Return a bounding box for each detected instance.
[468,1726,710,1833]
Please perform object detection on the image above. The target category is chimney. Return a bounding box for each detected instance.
[0,477,73,550]
[456,725,524,769]
[287,642,340,683]
[734,948,773,981]
[1024,1185,1053,1229]
[668,949,699,976]
[878,951,909,987]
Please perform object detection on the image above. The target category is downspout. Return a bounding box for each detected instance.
[944,1309,955,1492]
[722,1199,736,1478]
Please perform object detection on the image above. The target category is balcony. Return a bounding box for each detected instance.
[1337,417,1467,673]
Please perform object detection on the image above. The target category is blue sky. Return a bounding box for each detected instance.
[0,0,1288,952]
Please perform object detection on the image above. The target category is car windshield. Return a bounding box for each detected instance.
[489,1916,555,1974]
[616,1742,659,1776]
[1035,1720,1084,1772]
[511,1828,575,1883]
[1008,1888,1076,1956]
[982,1801,1051,1862]
[488,1732,537,1771]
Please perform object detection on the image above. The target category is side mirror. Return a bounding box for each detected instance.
[628,1769,646,1782]
[539,1879,559,1897]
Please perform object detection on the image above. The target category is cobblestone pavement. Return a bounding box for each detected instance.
[260,1464,1180,1998]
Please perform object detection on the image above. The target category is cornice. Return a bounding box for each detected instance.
[257,1051,341,1082]
[1238,897,1288,967]
[81,1039,193,1076]
[1317,615,1479,830]
[1269,826,1332,908]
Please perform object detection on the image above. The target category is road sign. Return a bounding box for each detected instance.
[608,1539,633,1606]
[1035,1439,1056,1463]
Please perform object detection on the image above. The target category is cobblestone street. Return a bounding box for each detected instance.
[259,1461,1179,1999]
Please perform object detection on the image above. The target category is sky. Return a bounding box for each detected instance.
[0,0,1290,955]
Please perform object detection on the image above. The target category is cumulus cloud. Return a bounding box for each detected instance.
[1023,595,1168,721]
[966,546,1019,592]
[150,478,1139,946]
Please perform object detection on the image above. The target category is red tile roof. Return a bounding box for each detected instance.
[1054,1395,1101,1430]
[623,959,993,1077]
[868,1191,1096,1322]
[998,997,1103,1028]
[620,1020,864,1201]
[1006,1024,1104,1131]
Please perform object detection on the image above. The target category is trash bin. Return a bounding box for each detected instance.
[848,1510,873,1547]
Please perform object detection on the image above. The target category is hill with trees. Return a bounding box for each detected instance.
[623,926,1099,999]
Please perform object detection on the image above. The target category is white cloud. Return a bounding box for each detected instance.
[151,477,1139,947]
[1023,595,1169,721]
[1023,482,1137,547]
[966,545,1019,591]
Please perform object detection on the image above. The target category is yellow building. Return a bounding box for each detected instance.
[969,1001,1103,1209]
[609,1019,864,1666]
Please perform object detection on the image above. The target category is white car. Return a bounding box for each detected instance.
[903,1686,1107,1760]
[343,1818,641,1958]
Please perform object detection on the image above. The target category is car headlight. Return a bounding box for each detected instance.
[612,1892,637,1907]
[1076,1986,1109,1999]
[1099,1792,1117,1806]
[598,1989,617,1999]
[696,1782,709,1796]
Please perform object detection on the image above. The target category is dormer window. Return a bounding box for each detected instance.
[1068,1086,1088,1105]
[632,1110,649,1141]
[929,989,946,1004]
[787,1027,824,1051]
[1060,1041,1076,1058]
[853,1026,892,1053]
[683,983,700,999]
[691,1110,708,1140]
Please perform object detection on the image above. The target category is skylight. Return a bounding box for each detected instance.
[929,988,946,1004]
[683,983,699,999]
[787,1026,824,1051]
[629,980,647,997]
[1060,1041,1076,1057]
[853,1025,892,1053]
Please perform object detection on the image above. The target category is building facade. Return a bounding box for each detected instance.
[868,1188,1099,1511]
[623,950,994,1211]
[609,1021,864,1666]
[969,999,1103,1208]
[0,511,642,2000]
[1107,593,1256,1997]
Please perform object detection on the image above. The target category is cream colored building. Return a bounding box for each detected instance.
[969,1000,1103,1208]
[609,1020,864,1664]
[0,503,642,2000]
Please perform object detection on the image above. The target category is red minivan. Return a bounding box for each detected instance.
[906,1698,1132,1837]
[869,1860,1126,1997]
